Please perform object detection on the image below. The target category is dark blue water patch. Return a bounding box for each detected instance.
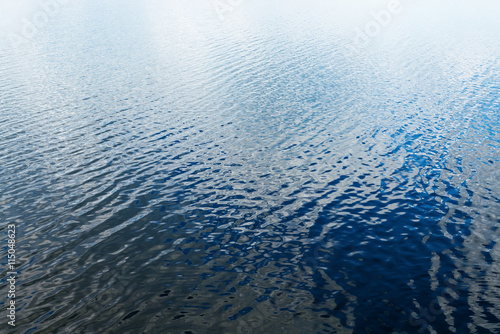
[122,310,139,321]
[228,307,253,321]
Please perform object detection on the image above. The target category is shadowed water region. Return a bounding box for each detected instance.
[1,0,499,333]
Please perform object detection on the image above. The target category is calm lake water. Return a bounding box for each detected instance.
[1,1,499,333]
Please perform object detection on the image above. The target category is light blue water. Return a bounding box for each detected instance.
[1,1,499,333]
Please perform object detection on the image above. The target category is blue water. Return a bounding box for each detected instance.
[1,1,499,333]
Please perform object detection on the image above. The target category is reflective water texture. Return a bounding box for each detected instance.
[1,0,499,333]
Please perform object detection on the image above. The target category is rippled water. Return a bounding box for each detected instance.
[1,1,500,333]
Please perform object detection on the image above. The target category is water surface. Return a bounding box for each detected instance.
[1,1,499,333]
